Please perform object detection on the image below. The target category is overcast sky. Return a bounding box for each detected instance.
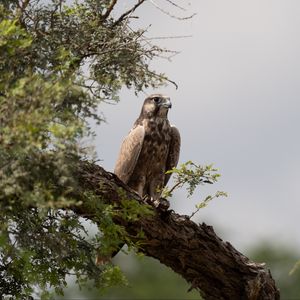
[95,0,300,253]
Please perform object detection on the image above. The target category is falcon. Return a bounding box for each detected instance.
[114,94,181,202]
[96,94,180,265]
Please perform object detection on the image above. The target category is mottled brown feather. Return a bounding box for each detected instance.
[114,94,180,201]
[114,125,145,184]
[164,125,181,186]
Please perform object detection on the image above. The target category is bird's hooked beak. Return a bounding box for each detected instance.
[160,98,172,109]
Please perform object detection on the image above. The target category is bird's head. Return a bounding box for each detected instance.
[141,94,172,118]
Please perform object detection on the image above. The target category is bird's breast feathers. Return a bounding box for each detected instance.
[114,94,180,198]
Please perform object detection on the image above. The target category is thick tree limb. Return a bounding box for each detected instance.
[75,161,280,300]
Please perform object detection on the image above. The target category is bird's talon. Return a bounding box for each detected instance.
[153,199,161,208]
[158,198,170,211]
[147,197,170,210]
[113,94,180,216]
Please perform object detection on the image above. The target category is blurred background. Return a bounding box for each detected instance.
[63,0,300,298]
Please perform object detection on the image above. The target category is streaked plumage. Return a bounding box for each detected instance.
[114,94,181,201]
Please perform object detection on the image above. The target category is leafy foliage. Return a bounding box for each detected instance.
[60,252,201,300]
[0,0,167,298]
[163,161,227,217]
[0,1,212,298]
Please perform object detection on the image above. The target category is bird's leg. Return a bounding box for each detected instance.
[141,188,170,210]
[157,197,170,210]
[149,183,162,207]
[148,195,170,211]
[148,178,170,210]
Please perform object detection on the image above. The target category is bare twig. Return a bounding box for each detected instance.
[150,0,196,20]
[146,34,192,40]
[138,65,178,89]
[113,0,147,27]
[164,0,187,11]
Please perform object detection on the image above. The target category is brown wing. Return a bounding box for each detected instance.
[114,125,145,184]
[164,125,181,186]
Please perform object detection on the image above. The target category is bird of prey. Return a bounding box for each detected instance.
[114,94,181,203]
[96,94,180,265]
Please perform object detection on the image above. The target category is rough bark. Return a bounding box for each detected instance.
[75,161,280,300]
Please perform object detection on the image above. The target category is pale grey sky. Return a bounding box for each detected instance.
[95,0,300,252]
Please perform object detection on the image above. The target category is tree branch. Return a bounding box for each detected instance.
[74,161,280,300]
[101,0,118,21]
[149,0,196,20]
[113,0,147,27]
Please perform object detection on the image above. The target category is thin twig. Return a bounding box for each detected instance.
[150,0,196,20]
[164,0,187,11]
[146,35,192,40]
[189,206,201,219]
[138,64,179,89]
[113,0,147,27]
[167,180,184,195]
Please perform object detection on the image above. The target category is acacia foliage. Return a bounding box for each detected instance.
[0,0,166,298]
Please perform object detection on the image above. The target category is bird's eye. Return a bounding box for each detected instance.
[153,97,160,103]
